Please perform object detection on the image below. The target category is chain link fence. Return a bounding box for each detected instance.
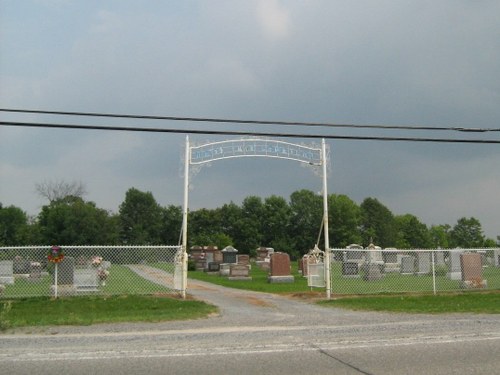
[0,246,183,298]
[330,247,500,295]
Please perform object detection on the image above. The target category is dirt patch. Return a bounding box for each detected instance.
[237,295,276,308]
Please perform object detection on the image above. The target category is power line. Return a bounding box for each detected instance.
[2,120,500,144]
[1,108,499,133]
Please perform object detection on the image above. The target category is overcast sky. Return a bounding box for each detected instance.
[1,0,499,240]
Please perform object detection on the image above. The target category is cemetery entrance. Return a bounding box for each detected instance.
[180,137,332,298]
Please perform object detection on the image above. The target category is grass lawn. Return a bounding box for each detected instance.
[0,294,217,329]
[1,265,173,298]
[318,292,500,314]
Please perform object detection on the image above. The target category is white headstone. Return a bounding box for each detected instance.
[0,260,14,284]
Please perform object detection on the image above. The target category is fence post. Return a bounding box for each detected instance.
[431,250,436,295]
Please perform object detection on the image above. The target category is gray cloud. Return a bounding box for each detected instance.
[1,1,499,238]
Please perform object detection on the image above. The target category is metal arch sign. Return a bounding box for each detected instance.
[190,139,322,165]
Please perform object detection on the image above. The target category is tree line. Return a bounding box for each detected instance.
[0,184,497,259]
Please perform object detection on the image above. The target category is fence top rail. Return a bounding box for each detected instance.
[0,245,182,251]
[330,247,500,252]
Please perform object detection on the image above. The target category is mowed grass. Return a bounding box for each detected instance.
[0,294,217,329]
[318,292,500,314]
[162,262,500,314]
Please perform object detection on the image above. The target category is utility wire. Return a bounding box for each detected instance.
[1,108,499,133]
[2,121,500,144]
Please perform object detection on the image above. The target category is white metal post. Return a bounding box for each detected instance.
[322,139,331,299]
[54,263,58,298]
[181,136,190,299]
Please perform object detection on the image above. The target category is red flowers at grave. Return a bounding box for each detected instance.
[47,246,64,263]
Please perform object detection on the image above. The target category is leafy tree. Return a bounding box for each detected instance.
[360,197,397,247]
[0,203,32,245]
[217,202,242,241]
[328,194,362,247]
[160,205,183,245]
[38,196,118,245]
[429,224,451,248]
[119,188,163,244]
[231,196,265,253]
[289,190,323,256]
[262,195,293,254]
[450,217,485,248]
[395,214,432,249]
[189,208,224,247]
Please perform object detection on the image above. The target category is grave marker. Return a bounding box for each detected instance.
[0,260,14,284]
[460,253,486,288]
[228,264,252,281]
[268,252,294,283]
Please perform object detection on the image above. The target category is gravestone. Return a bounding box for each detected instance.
[435,251,445,266]
[207,262,220,273]
[364,263,383,281]
[345,244,364,264]
[416,252,431,275]
[74,268,99,292]
[0,260,14,284]
[383,249,398,264]
[190,246,203,258]
[28,262,42,282]
[460,253,486,288]
[203,246,218,268]
[213,250,223,264]
[447,251,462,280]
[204,251,214,266]
[237,254,250,266]
[268,252,294,283]
[228,264,251,281]
[493,250,500,267]
[195,257,206,271]
[342,261,360,278]
[222,246,238,264]
[298,258,304,275]
[219,263,231,276]
[366,249,383,264]
[400,256,415,275]
[55,256,75,285]
[256,247,274,261]
[13,257,30,274]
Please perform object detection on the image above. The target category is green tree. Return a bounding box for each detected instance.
[450,217,485,248]
[0,203,32,245]
[217,202,242,242]
[394,214,432,249]
[429,224,451,248]
[119,188,163,244]
[360,197,397,247]
[289,190,323,256]
[262,195,293,255]
[328,194,362,247]
[38,196,118,245]
[231,196,264,254]
[189,208,225,247]
[160,205,183,245]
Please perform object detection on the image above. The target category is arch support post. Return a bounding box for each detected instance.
[181,135,190,299]
[322,138,331,299]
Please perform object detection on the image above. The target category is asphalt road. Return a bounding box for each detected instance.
[2,269,500,374]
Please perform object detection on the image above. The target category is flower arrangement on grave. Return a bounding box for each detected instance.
[91,256,103,267]
[98,268,109,285]
[47,246,64,263]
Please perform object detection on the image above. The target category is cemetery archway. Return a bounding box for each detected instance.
[180,137,331,298]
